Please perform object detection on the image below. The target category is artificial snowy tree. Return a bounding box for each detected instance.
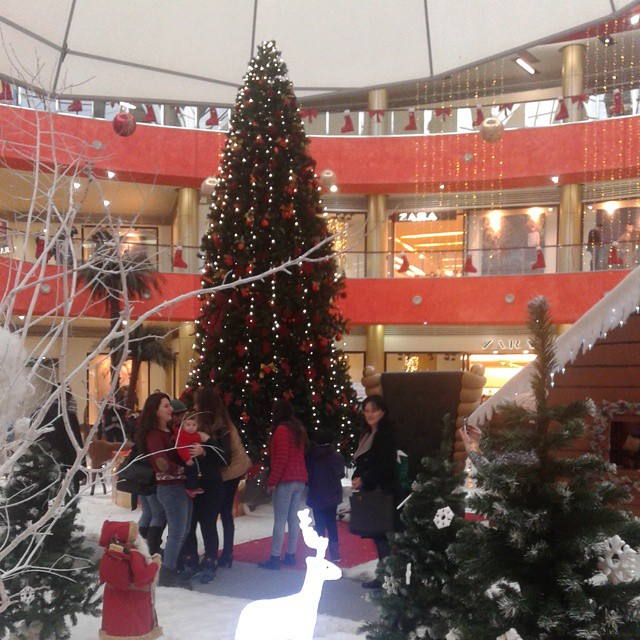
[447,296,640,640]
[363,419,467,640]
[0,441,99,639]
[187,41,359,457]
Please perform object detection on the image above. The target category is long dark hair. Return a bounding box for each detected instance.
[194,386,233,437]
[272,398,308,450]
[134,392,170,452]
[361,394,390,435]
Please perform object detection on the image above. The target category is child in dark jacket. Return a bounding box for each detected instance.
[306,429,345,563]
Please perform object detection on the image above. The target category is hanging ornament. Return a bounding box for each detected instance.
[35,233,45,259]
[554,98,569,121]
[463,255,477,274]
[397,252,410,273]
[173,246,188,269]
[404,108,417,131]
[368,109,385,123]
[112,110,136,137]
[571,94,590,109]
[67,99,82,113]
[480,117,504,143]
[200,175,219,199]
[609,88,623,117]
[300,109,319,123]
[340,109,354,134]
[319,168,337,192]
[19,586,35,605]
[142,104,157,124]
[597,535,637,584]
[435,107,452,121]
[205,107,219,127]
[433,506,455,529]
[0,80,13,102]
[532,246,546,271]
[472,105,485,127]
[608,241,624,266]
[498,103,514,115]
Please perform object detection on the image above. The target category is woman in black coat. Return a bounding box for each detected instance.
[352,394,400,589]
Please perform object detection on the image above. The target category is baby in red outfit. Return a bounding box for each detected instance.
[174,413,207,497]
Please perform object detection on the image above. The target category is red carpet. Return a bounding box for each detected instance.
[232,520,377,569]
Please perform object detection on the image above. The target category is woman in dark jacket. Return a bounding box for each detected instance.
[179,386,231,583]
[352,394,400,588]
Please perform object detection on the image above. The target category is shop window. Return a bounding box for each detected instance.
[323,212,366,278]
[81,225,159,269]
[588,202,640,270]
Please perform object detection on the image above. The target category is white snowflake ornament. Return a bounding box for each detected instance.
[497,629,522,640]
[19,586,35,604]
[597,535,637,584]
[433,506,455,529]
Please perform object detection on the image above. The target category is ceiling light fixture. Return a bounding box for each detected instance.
[514,51,539,75]
[73,181,81,189]
[599,34,615,46]
[551,176,559,184]
[631,13,640,26]
[107,170,115,179]
[103,199,111,206]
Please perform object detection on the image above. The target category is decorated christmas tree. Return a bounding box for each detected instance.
[187,41,359,457]
[0,441,100,639]
[446,297,640,640]
[363,418,467,640]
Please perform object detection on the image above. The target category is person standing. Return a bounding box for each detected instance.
[258,399,308,570]
[351,395,400,589]
[306,428,345,563]
[587,222,604,271]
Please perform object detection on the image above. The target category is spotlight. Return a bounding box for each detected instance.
[514,51,539,75]
[599,34,615,46]
[107,170,115,179]
[631,14,640,26]
[551,176,559,184]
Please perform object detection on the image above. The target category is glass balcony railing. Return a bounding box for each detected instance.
[5,83,640,136]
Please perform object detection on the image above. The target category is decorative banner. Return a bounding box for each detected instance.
[435,107,452,121]
[0,80,13,101]
[67,100,83,113]
[368,109,385,123]
[472,105,485,127]
[142,104,157,123]
[404,108,417,131]
[499,102,514,115]
[532,246,546,271]
[205,107,219,127]
[340,109,354,133]
[397,252,410,273]
[300,109,319,123]
[173,246,188,269]
[554,98,569,121]
[463,255,477,274]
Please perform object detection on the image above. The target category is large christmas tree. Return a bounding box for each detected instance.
[186,41,359,457]
[0,441,100,639]
[446,297,640,640]
[363,419,467,640]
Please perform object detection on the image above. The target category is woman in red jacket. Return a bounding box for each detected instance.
[258,399,308,570]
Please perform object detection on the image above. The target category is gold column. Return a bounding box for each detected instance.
[175,187,200,270]
[561,44,586,123]
[558,183,583,273]
[175,322,196,393]
[364,90,389,369]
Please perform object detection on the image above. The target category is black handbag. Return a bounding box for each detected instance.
[349,488,395,537]
[116,448,155,496]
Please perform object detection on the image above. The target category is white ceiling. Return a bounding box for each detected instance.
[0,0,636,107]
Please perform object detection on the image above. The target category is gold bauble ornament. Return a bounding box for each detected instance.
[479,117,504,143]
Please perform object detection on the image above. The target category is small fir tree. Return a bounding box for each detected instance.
[447,296,640,640]
[0,442,100,639]
[363,418,467,640]
[187,41,359,457]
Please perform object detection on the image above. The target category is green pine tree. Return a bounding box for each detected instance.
[186,41,359,458]
[362,418,467,640]
[0,441,100,639]
[447,296,640,640]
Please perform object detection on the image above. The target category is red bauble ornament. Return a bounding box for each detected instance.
[261,219,269,227]
[241,412,250,424]
[112,111,136,137]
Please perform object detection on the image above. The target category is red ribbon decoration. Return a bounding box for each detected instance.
[570,94,590,108]
[499,103,514,115]
[434,107,452,121]
[300,109,319,123]
[368,109,386,122]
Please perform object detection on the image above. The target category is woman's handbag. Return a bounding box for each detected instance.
[349,488,395,536]
[116,447,155,496]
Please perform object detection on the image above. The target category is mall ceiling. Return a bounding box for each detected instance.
[0,0,638,110]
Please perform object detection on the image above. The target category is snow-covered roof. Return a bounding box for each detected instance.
[469,266,640,426]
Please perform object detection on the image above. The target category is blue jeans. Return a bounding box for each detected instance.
[156,484,192,571]
[138,491,166,529]
[271,481,306,556]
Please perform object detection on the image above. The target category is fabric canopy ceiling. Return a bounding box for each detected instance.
[0,0,636,107]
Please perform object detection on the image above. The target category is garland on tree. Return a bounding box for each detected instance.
[185,41,359,458]
[0,441,100,639]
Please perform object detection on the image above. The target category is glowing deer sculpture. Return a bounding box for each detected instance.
[235,509,342,640]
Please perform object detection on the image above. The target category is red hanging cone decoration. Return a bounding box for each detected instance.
[205,107,219,127]
[300,109,318,123]
[472,105,485,127]
[397,252,410,273]
[463,255,477,274]
[341,109,354,133]
[435,107,452,121]
[142,105,157,123]
[0,80,14,101]
[404,108,417,131]
[609,88,623,116]
[173,246,188,269]
[368,109,385,123]
[532,246,546,270]
[608,241,624,266]
[67,100,82,113]
[35,235,45,259]
[554,98,569,121]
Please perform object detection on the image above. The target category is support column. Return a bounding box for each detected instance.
[367,89,389,135]
[175,187,200,271]
[557,44,586,273]
[365,325,385,374]
[175,322,196,393]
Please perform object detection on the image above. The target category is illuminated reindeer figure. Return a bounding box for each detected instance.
[235,509,342,640]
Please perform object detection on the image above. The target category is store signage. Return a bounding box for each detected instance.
[0,246,10,255]
[398,211,438,222]
[482,338,534,350]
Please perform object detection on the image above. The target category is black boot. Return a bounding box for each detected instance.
[146,526,164,556]
[199,557,217,584]
[257,555,281,570]
[159,566,193,590]
[217,551,233,568]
